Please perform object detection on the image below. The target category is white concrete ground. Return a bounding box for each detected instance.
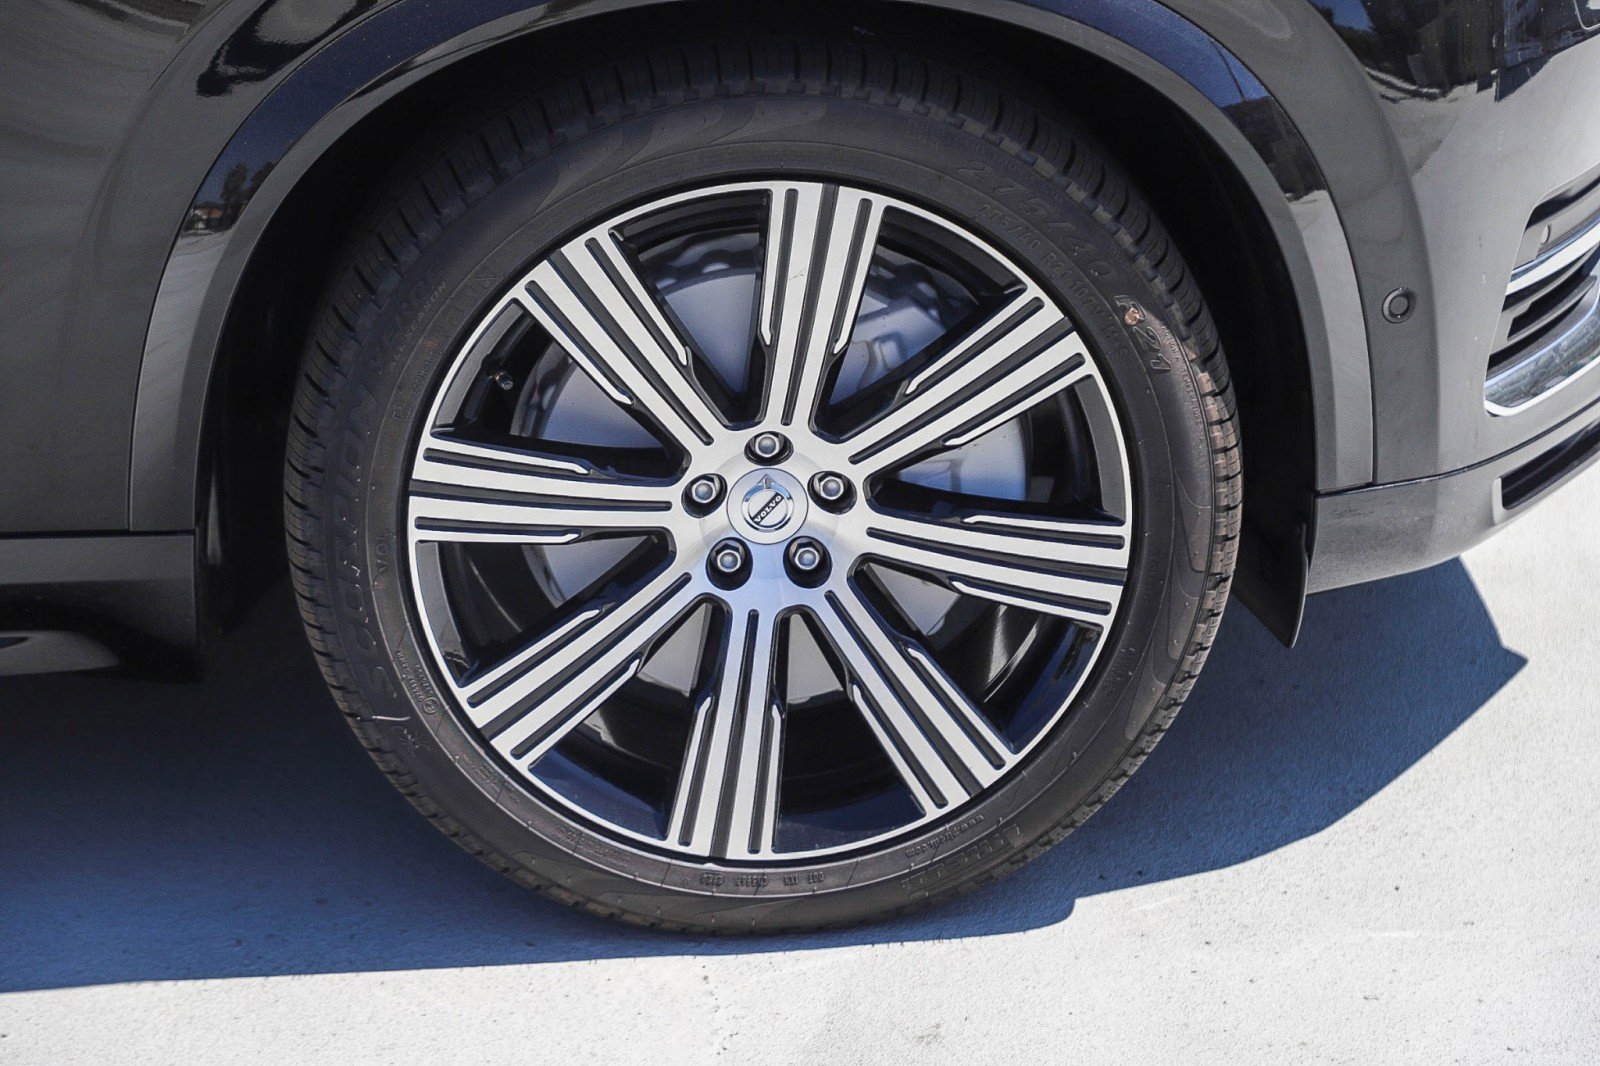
[3,465,1599,1064]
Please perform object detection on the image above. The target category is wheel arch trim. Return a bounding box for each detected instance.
[128,0,1374,563]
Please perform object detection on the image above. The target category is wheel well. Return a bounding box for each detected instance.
[206,0,1316,635]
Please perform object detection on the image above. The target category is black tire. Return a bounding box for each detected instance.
[285,35,1240,932]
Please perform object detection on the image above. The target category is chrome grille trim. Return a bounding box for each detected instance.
[1486,271,1600,414]
[1486,173,1600,415]
[1508,210,1600,296]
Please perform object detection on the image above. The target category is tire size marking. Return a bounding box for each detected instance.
[959,159,1116,282]
[903,813,985,860]
[899,824,1023,898]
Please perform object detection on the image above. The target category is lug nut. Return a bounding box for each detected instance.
[712,540,747,575]
[686,474,723,507]
[811,472,849,505]
[788,538,824,573]
[749,432,786,461]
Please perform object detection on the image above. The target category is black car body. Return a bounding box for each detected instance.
[5,0,1598,670]
[3,0,1600,928]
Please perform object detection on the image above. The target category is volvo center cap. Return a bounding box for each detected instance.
[728,469,808,543]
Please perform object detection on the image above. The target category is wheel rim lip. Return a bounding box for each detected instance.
[401,178,1136,865]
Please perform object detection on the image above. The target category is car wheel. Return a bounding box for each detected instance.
[285,36,1240,931]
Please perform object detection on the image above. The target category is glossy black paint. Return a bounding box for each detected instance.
[156,0,1373,652]
[0,532,197,675]
[1,0,1598,663]
[0,0,362,533]
[127,0,1374,538]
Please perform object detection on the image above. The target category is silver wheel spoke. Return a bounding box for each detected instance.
[858,508,1124,626]
[824,588,1009,814]
[409,433,679,544]
[759,184,885,428]
[891,510,1132,570]
[460,570,702,766]
[667,606,784,858]
[516,231,724,455]
[840,297,1089,474]
[861,508,1128,624]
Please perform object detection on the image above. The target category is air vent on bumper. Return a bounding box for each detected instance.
[1500,412,1600,510]
[1486,165,1600,414]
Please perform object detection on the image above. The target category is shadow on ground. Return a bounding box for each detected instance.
[0,562,1524,991]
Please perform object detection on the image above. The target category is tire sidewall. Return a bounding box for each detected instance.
[316,91,1218,927]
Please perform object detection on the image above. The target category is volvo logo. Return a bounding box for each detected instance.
[727,469,808,543]
[742,475,794,531]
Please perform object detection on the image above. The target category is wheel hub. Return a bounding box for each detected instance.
[729,468,808,543]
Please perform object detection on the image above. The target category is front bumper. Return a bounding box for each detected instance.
[1309,392,1600,593]
[1304,18,1600,596]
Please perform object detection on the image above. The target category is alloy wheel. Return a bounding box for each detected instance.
[404,181,1133,862]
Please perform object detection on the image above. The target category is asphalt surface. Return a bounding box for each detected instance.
[3,466,1599,1064]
